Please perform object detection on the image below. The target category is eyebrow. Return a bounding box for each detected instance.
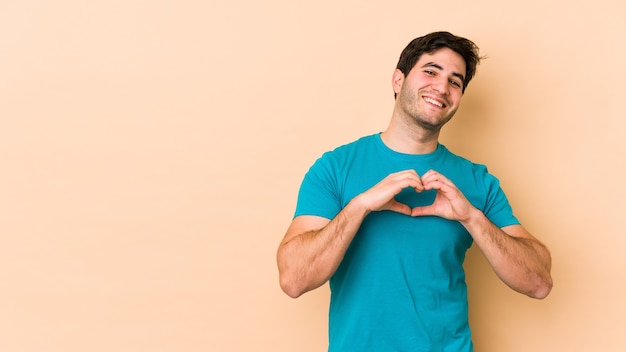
[421,62,465,82]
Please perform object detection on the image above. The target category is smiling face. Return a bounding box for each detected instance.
[392,47,467,132]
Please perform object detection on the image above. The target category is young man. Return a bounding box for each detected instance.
[277,31,552,351]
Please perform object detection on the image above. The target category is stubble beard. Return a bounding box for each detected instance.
[401,90,457,133]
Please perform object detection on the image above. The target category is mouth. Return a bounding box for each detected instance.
[423,96,446,108]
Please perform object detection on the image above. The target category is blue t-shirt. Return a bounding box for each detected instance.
[294,134,519,352]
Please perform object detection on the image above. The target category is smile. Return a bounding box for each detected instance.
[423,97,444,108]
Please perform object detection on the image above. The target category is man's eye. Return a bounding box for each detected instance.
[450,80,462,88]
[424,70,435,76]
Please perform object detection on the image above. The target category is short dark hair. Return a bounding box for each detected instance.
[395,31,482,94]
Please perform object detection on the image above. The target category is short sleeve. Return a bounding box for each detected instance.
[293,153,342,220]
[477,166,520,228]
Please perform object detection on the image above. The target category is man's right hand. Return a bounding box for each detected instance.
[353,169,425,216]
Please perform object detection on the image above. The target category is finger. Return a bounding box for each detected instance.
[422,180,446,191]
[388,200,412,216]
[421,169,448,183]
[363,172,425,212]
[421,171,455,190]
[389,170,424,191]
[411,204,436,217]
[423,180,458,201]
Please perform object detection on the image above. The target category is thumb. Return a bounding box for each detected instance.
[388,200,413,216]
[411,204,436,217]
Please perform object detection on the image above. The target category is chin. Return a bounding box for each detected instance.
[413,115,451,131]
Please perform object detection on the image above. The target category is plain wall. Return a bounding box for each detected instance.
[1,0,625,351]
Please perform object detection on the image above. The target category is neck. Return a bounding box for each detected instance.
[380,113,440,155]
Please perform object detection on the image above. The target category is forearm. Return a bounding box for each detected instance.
[461,208,553,299]
[277,198,370,298]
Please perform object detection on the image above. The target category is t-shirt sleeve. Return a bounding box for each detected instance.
[478,166,520,228]
[293,153,342,220]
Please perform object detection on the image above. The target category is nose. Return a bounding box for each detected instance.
[431,77,449,95]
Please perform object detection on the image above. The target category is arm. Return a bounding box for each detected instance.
[412,170,553,299]
[277,205,365,298]
[461,215,552,299]
[277,170,423,298]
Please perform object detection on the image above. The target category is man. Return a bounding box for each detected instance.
[276,31,553,351]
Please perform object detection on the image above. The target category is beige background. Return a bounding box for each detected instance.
[1,0,625,351]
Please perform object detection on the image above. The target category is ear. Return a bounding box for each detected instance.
[392,69,405,96]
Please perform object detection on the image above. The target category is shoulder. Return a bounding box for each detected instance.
[324,134,378,156]
[312,134,379,166]
[437,145,503,199]
[439,144,490,175]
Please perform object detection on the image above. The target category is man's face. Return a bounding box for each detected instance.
[393,47,467,131]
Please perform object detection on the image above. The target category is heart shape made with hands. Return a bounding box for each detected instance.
[394,187,437,209]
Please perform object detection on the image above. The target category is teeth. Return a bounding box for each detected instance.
[424,97,443,107]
